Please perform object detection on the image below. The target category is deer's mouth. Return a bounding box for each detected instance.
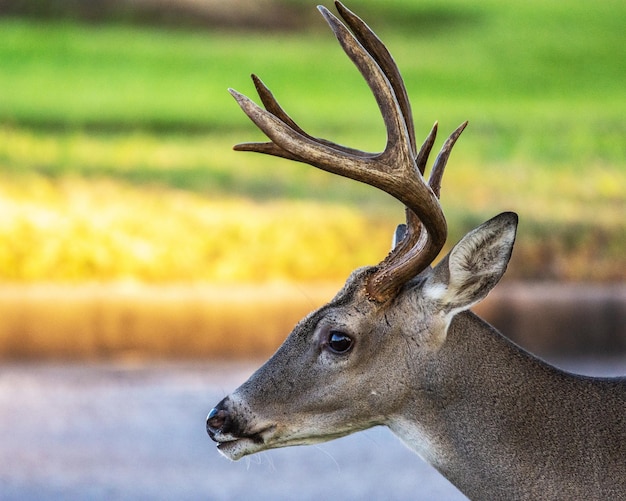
[214,424,359,461]
[215,437,260,460]
[210,426,276,461]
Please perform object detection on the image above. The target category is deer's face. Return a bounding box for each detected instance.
[206,267,443,460]
[207,212,517,460]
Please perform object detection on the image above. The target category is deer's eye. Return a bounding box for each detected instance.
[327,331,353,354]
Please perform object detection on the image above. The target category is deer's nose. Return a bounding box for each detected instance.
[207,407,226,430]
[207,399,232,438]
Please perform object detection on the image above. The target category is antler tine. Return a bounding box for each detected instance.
[251,73,302,134]
[234,74,372,160]
[416,121,438,175]
[229,87,388,187]
[428,121,467,198]
[318,5,414,168]
[333,0,416,156]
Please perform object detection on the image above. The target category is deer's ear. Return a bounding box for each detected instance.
[424,212,518,314]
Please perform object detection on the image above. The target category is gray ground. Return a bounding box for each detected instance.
[1,359,625,500]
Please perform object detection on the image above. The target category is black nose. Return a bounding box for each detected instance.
[206,400,230,438]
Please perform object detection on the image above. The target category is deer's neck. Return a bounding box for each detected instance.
[388,311,626,499]
[388,311,538,466]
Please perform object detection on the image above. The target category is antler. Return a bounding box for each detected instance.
[230,1,467,303]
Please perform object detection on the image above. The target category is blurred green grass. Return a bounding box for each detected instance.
[0,0,623,282]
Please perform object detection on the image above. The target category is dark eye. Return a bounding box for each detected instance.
[327,330,353,354]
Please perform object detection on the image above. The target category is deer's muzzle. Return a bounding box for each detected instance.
[206,396,275,460]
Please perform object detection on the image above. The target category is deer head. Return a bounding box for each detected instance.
[207,0,517,465]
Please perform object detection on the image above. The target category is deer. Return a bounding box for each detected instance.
[207,2,626,499]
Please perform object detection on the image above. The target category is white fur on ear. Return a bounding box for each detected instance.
[422,282,448,301]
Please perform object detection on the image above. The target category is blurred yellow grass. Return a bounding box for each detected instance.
[0,175,393,282]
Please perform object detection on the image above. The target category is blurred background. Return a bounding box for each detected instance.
[0,0,624,499]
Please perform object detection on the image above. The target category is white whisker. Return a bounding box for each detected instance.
[314,445,341,473]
